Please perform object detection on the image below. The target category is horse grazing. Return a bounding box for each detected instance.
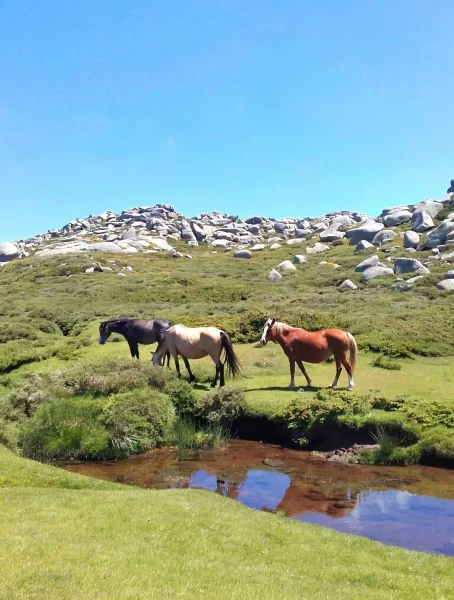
[99,318,172,367]
[152,324,241,387]
[260,318,357,390]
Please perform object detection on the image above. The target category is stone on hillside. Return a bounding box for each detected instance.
[329,215,355,230]
[247,224,261,235]
[319,229,345,243]
[412,211,434,233]
[306,242,329,254]
[250,244,266,251]
[246,216,263,224]
[293,255,307,264]
[392,281,413,292]
[121,228,136,240]
[445,270,454,279]
[277,260,296,272]
[0,242,19,262]
[382,210,412,227]
[332,239,344,247]
[190,221,207,241]
[373,229,397,246]
[234,250,252,259]
[269,243,281,250]
[274,222,287,232]
[360,266,394,283]
[148,238,176,252]
[437,279,454,291]
[172,252,183,258]
[295,228,311,238]
[89,242,123,253]
[413,200,443,219]
[211,239,230,248]
[424,222,454,248]
[339,279,358,290]
[268,268,282,281]
[286,238,304,245]
[404,231,420,248]
[85,267,95,273]
[393,258,430,275]
[407,275,425,284]
[354,255,385,272]
[379,205,409,218]
[346,221,384,245]
[354,240,374,253]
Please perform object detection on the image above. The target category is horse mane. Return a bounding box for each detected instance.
[272,321,289,335]
[104,318,132,327]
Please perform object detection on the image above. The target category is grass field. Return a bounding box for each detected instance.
[1,447,453,600]
[1,238,454,597]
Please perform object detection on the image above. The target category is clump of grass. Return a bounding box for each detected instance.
[173,417,229,459]
[372,354,402,371]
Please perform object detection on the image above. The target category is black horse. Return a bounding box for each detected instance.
[99,318,173,366]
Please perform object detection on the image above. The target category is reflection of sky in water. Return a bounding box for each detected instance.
[294,490,454,556]
[182,468,454,556]
[236,470,291,511]
[188,469,291,511]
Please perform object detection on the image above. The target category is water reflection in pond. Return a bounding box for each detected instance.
[65,440,454,557]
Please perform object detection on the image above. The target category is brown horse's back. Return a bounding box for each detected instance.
[285,327,350,364]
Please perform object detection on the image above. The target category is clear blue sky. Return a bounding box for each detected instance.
[1,1,453,241]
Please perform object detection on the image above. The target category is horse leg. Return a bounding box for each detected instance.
[296,360,312,388]
[211,365,219,388]
[219,362,225,387]
[182,357,195,383]
[174,355,182,379]
[128,340,138,359]
[340,355,354,390]
[329,358,342,389]
[166,352,171,369]
[288,358,296,389]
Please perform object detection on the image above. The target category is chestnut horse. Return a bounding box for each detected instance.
[260,318,357,390]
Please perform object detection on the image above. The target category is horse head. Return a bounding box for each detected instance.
[260,318,276,345]
[99,321,111,345]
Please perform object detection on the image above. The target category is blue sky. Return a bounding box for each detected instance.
[1,1,453,240]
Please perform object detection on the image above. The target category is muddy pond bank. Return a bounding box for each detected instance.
[65,439,454,557]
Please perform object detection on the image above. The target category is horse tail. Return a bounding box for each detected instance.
[346,332,357,375]
[220,331,241,378]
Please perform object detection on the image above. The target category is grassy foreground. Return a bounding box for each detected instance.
[0,447,453,600]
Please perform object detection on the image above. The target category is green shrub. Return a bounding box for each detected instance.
[54,357,167,396]
[197,386,245,424]
[0,322,40,343]
[19,398,110,461]
[164,379,197,415]
[102,389,175,456]
[372,354,402,370]
[282,390,373,447]
[0,341,51,374]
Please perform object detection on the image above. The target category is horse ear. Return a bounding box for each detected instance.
[270,318,275,327]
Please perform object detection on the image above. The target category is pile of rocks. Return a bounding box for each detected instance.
[1,185,454,292]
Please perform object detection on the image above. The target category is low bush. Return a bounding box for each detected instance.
[19,398,110,461]
[102,389,175,456]
[372,354,402,370]
[197,386,245,424]
[164,379,197,415]
[19,389,175,461]
[54,357,167,396]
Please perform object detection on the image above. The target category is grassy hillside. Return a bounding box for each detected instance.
[1,235,454,465]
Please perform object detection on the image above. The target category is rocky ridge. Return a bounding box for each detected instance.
[2,187,454,291]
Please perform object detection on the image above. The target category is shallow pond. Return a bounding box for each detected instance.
[65,439,454,557]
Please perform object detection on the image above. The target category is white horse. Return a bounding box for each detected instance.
[152,324,241,387]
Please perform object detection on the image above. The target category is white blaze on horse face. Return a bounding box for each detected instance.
[260,324,269,345]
